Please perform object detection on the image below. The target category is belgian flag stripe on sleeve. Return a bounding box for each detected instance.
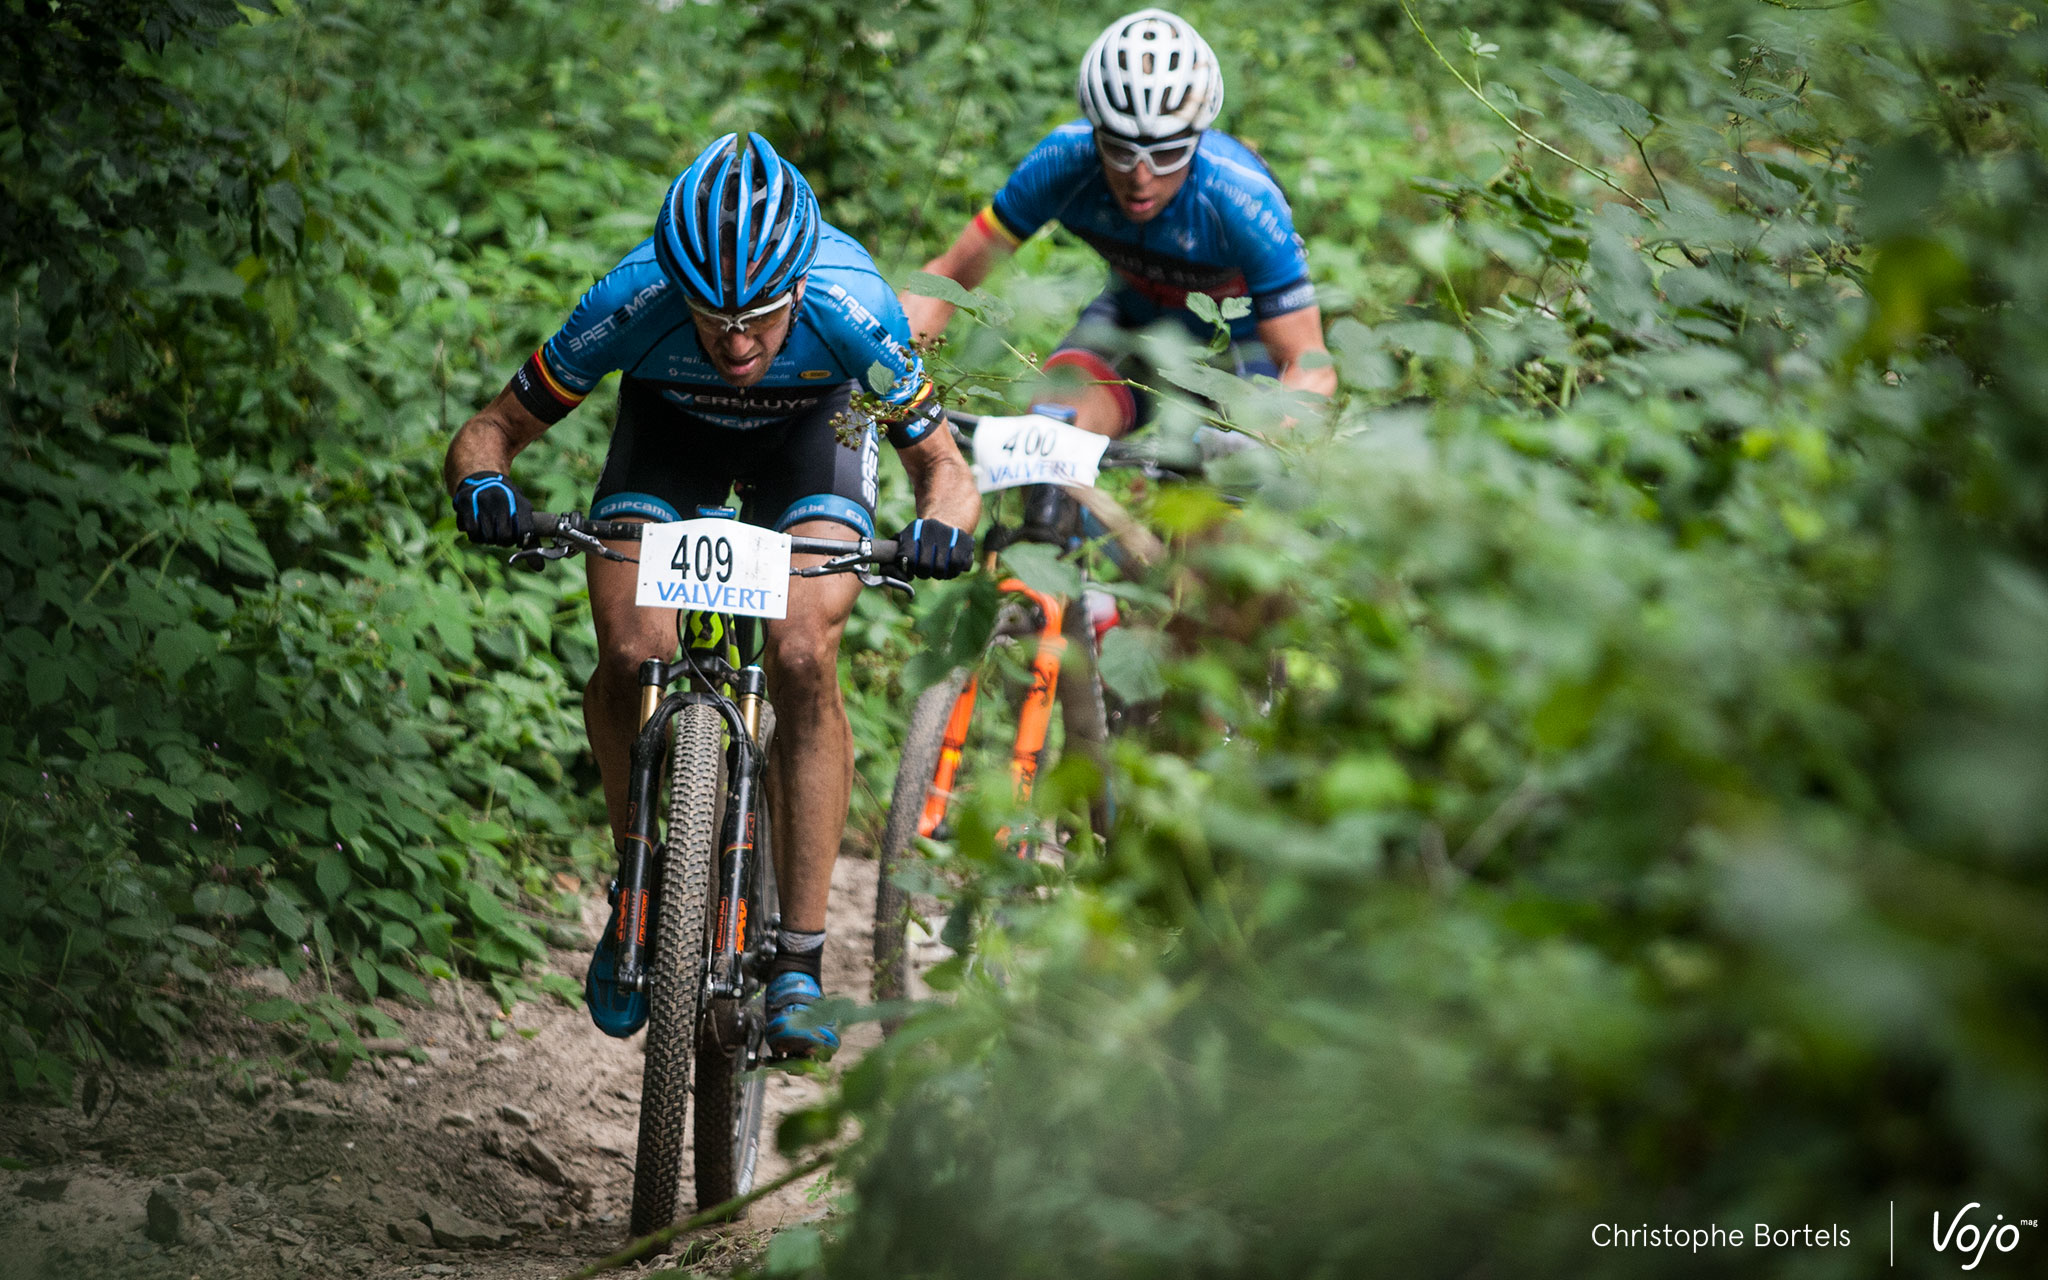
[510,348,585,424]
[887,379,943,448]
[972,204,1024,249]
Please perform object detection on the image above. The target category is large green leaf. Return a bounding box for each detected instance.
[261,893,308,941]
[315,849,352,902]
[1000,543,1082,600]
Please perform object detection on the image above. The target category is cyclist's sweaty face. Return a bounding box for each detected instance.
[1097,131,1195,224]
[692,281,803,387]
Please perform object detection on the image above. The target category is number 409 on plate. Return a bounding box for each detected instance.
[635,519,792,620]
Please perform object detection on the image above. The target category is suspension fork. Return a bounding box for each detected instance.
[1004,579,1068,804]
[711,663,768,998]
[611,657,681,994]
[612,648,763,994]
[920,673,981,839]
[918,578,1070,853]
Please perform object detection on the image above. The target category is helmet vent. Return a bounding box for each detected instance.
[1077,8,1223,141]
[655,132,820,312]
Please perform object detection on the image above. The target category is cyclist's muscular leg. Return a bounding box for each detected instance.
[1040,344,1139,439]
[762,519,863,936]
[1037,382,1134,439]
[583,520,676,849]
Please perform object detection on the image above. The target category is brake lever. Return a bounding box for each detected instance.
[508,544,573,570]
[792,552,870,578]
[857,570,915,598]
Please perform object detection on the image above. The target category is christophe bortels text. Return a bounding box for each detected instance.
[1591,1223,1851,1252]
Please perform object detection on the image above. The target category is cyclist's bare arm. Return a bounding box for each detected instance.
[900,219,1012,346]
[896,421,982,532]
[443,386,553,494]
[1257,306,1338,402]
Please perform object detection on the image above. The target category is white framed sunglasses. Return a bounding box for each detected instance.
[1095,130,1200,175]
[688,290,796,335]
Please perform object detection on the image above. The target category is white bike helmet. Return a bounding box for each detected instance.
[1077,8,1224,140]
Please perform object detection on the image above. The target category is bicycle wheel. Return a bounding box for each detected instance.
[1057,604,1114,841]
[691,769,774,1214]
[629,702,723,1240]
[873,667,972,1012]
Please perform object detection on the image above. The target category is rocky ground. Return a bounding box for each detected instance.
[0,856,945,1280]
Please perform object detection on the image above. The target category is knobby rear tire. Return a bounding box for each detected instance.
[628,702,723,1241]
[872,668,972,1021]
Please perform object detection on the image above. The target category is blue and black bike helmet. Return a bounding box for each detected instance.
[654,132,820,312]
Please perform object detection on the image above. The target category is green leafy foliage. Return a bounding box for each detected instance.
[803,1,2048,1276]
[4,2,2043,1273]
[0,0,735,1093]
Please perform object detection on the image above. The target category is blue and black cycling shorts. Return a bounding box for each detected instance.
[591,379,880,536]
[1043,291,1280,434]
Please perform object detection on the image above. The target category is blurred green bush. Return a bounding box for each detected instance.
[809,2,2048,1277]
[2,5,2041,1274]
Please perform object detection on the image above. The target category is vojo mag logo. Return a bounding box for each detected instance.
[1932,1203,2036,1270]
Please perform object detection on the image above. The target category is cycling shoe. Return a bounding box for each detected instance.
[765,972,839,1058]
[585,893,647,1038]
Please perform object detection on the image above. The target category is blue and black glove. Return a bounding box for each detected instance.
[894,518,975,580]
[453,471,533,547]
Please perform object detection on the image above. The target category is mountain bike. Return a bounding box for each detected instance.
[870,411,1200,1009]
[505,510,907,1237]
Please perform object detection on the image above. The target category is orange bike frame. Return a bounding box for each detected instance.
[917,578,1068,841]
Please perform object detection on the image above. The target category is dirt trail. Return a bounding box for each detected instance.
[0,856,931,1280]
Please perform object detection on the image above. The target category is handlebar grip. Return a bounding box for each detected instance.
[787,535,901,563]
[527,512,646,541]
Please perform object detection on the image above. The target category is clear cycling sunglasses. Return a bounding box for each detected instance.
[688,290,796,335]
[1095,130,1201,175]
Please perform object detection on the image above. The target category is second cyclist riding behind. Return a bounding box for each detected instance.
[900,6,1337,439]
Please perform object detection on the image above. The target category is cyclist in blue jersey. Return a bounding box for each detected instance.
[442,133,980,1056]
[902,8,1335,437]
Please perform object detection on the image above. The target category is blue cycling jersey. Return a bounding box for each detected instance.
[511,223,938,444]
[983,121,1315,340]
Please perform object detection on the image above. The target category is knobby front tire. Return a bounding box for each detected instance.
[1057,606,1115,840]
[872,668,972,1019]
[628,702,723,1240]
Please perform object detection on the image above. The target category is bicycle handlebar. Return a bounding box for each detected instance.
[525,512,898,562]
[941,408,1206,480]
[511,512,906,592]
[526,511,652,543]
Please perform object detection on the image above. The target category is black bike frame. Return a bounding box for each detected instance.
[515,511,901,1025]
[607,623,771,1004]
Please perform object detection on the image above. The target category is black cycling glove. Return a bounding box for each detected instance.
[453,471,533,546]
[894,518,975,580]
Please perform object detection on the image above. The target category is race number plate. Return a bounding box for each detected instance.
[970,413,1109,492]
[635,520,792,620]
